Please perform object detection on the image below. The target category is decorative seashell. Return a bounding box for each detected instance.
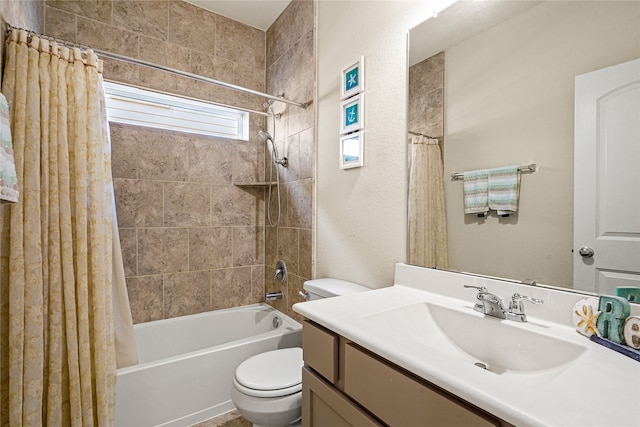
[572,297,601,337]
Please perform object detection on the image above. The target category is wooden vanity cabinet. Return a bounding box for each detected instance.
[302,320,508,427]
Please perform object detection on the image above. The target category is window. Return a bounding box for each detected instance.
[104,81,249,140]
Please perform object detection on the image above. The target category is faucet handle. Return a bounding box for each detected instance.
[464,285,488,313]
[507,293,543,322]
[463,285,488,294]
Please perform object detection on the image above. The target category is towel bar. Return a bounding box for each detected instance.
[451,163,536,180]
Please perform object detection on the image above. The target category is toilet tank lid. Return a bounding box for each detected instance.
[303,278,370,298]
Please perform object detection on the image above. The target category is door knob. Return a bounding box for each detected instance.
[578,246,595,258]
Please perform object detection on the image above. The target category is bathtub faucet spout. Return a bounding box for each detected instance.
[265,292,283,302]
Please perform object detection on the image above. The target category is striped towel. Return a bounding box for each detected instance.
[489,166,520,216]
[0,93,19,203]
[463,169,489,215]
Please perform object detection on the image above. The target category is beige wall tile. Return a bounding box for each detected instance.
[233,227,264,267]
[137,35,171,67]
[163,182,211,227]
[110,123,138,179]
[113,179,163,228]
[264,226,277,268]
[137,129,190,181]
[166,43,191,72]
[189,227,232,271]
[113,0,169,41]
[251,265,265,303]
[211,185,236,227]
[215,15,265,70]
[298,127,314,180]
[44,6,77,43]
[127,275,163,323]
[76,17,138,58]
[119,228,137,277]
[233,142,263,183]
[190,50,234,83]
[138,228,189,275]
[101,57,140,86]
[233,186,264,226]
[47,0,112,24]
[138,67,194,100]
[168,0,217,53]
[276,227,299,275]
[285,179,312,229]
[299,228,312,279]
[266,0,313,68]
[188,138,232,184]
[164,271,210,317]
[211,267,252,310]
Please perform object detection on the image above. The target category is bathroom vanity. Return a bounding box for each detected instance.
[293,264,640,427]
[302,320,507,426]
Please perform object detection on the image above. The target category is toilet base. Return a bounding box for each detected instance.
[231,386,301,427]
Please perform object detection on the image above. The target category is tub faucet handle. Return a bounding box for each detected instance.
[274,260,287,282]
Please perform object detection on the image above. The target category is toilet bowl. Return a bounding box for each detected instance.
[230,279,369,427]
[231,348,303,427]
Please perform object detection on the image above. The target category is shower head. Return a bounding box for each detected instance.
[259,130,273,143]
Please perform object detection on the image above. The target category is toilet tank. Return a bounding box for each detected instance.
[303,278,369,301]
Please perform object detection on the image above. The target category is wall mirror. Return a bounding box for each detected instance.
[407,0,640,298]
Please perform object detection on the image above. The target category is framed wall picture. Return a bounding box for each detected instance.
[341,56,364,100]
[339,94,363,134]
[340,131,363,169]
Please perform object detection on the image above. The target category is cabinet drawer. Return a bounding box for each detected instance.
[303,320,338,383]
[344,343,499,427]
[302,368,383,427]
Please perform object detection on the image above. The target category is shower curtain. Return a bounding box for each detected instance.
[408,135,448,269]
[0,28,136,426]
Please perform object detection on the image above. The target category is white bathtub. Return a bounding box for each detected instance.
[114,303,302,427]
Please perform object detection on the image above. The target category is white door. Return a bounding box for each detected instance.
[574,58,640,294]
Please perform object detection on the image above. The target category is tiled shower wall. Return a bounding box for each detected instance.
[264,0,315,321]
[42,0,300,323]
[408,52,445,142]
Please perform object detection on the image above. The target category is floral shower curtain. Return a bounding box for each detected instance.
[0,28,134,425]
[408,135,448,269]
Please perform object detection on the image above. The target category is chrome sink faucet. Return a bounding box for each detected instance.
[464,286,544,322]
[464,285,506,319]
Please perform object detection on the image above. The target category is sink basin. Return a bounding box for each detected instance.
[364,301,586,374]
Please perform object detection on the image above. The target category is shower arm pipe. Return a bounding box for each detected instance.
[5,24,311,111]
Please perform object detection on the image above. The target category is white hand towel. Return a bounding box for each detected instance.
[0,93,19,203]
[463,169,489,215]
[488,165,520,216]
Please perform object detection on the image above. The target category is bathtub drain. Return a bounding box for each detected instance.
[272,316,281,329]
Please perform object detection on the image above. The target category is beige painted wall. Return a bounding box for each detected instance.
[444,1,640,287]
[316,1,444,287]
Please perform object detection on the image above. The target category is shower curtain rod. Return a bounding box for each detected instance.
[5,24,310,113]
[408,130,440,139]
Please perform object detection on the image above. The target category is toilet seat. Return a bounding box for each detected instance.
[234,348,303,398]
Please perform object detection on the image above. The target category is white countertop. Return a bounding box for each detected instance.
[293,264,640,427]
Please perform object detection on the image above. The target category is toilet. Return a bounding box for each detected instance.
[230,278,369,427]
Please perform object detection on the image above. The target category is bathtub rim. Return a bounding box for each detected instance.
[116,303,302,375]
